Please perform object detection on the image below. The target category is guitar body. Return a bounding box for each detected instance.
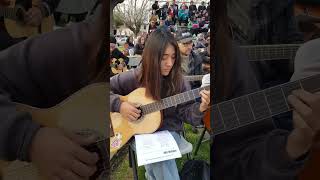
[2,0,54,38]
[110,88,162,157]
[0,83,108,180]
[111,66,128,74]
[111,58,128,75]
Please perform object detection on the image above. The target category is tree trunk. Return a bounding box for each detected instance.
[111,0,124,33]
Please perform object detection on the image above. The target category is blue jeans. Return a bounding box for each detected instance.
[133,131,182,180]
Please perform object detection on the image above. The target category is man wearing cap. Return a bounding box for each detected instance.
[176,30,204,89]
[176,29,204,134]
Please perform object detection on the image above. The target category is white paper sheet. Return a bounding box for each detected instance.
[135,130,182,166]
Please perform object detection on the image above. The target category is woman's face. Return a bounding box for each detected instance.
[161,44,176,76]
[141,37,145,44]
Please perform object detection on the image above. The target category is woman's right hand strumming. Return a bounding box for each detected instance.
[120,102,141,121]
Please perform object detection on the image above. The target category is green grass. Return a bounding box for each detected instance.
[111,124,210,180]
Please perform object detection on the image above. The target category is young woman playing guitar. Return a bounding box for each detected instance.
[110,29,210,180]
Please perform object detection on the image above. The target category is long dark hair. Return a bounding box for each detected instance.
[139,29,183,100]
[214,0,233,101]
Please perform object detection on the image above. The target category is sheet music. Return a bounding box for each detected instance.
[201,74,210,87]
[135,130,181,166]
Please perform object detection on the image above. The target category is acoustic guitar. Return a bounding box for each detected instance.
[110,85,210,156]
[0,83,108,180]
[111,58,128,75]
[0,0,54,38]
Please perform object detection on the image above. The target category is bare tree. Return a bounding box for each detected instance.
[111,0,124,32]
[114,0,149,35]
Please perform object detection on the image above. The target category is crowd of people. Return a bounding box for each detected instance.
[149,0,210,35]
[110,1,210,77]
[110,29,210,79]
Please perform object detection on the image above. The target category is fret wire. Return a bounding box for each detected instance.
[161,99,165,109]
[158,101,162,110]
[144,106,149,114]
[173,95,177,106]
[165,98,169,108]
[162,99,166,109]
[299,79,304,90]
[154,102,159,111]
[263,91,272,115]
[178,94,182,104]
[153,103,157,112]
[246,95,256,121]
[182,92,186,102]
[169,96,173,107]
[216,104,226,129]
[179,94,182,104]
[150,103,154,112]
[188,90,192,101]
[231,101,240,126]
[146,104,149,113]
[166,98,170,107]
[144,105,149,114]
[191,88,196,99]
[175,95,179,106]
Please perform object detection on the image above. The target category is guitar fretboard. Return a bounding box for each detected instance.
[0,7,20,20]
[184,75,204,82]
[212,74,320,136]
[242,44,300,61]
[140,85,210,115]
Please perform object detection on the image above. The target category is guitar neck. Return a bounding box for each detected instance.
[140,85,210,115]
[184,75,204,82]
[212,74,320,136]
[242,44,301,61]
[0,6,19,20]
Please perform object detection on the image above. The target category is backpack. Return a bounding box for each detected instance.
[179,160,210,180]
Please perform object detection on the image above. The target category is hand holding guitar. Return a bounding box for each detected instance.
[199,90,210,112]
[120,102,141,121]
[29,127,99,180]
[286,90,320,160]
